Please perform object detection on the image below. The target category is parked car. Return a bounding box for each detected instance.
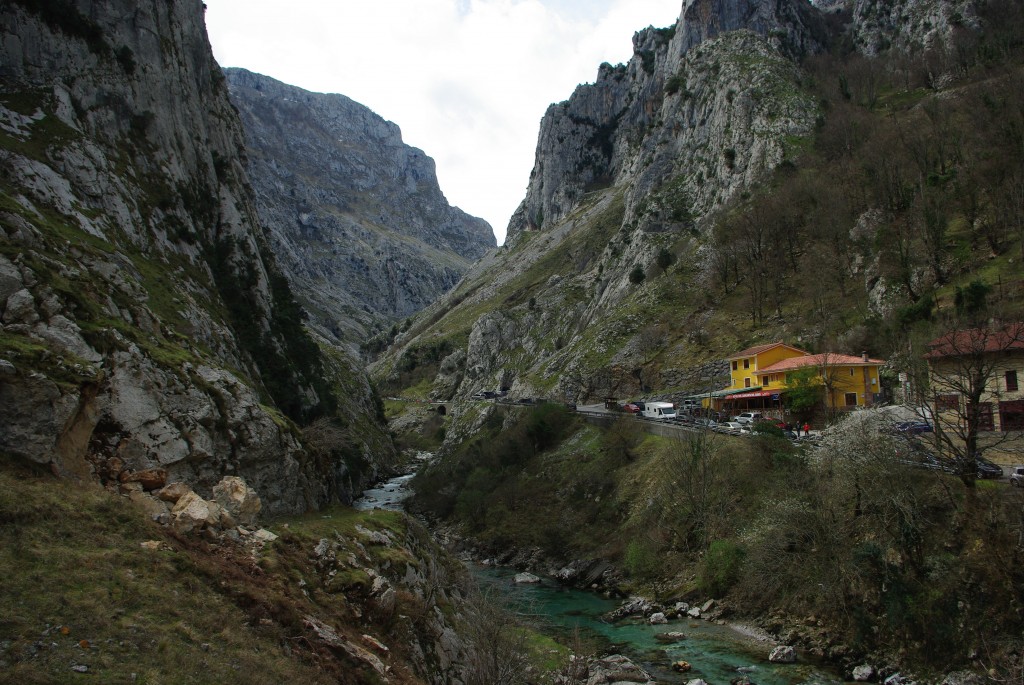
[721,421,747,432]
[732,412,763,425]
[621,403,641,414]
[894,421,933,434]
[1011,466,1024,487]
[975,457,1003,479]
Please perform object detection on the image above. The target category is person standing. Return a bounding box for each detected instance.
[803,422,811,437]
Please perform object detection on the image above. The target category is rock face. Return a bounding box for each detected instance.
[0,0,394,514]
[507,0,825,242]
[848,0,980,55]
[224,68,495,349]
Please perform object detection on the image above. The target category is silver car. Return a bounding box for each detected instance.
[1010,466,1024,487]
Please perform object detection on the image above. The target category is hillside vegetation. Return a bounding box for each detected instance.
[410,403,1024,677]
[375,0,1024,406]
[391,1,1024,679]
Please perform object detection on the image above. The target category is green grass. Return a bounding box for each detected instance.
[0,458,333,684]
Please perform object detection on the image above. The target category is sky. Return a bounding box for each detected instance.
[202,0,683,244]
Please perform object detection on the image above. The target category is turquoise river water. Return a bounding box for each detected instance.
[355,468,848,684]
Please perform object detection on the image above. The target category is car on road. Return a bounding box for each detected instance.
[975,457,1003,479]
[721,421,748,432]
[622,403,641,414]
[732,412,763,425]
[894,420,933,434]
[1011,466,1024,487]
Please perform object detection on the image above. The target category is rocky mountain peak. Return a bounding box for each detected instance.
[224,68,495,348]
[668,0,828,67]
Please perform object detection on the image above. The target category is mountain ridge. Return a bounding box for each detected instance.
[224,68,495,349]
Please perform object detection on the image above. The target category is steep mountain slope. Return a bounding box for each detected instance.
[377,0,825,401]
[224,69,496,349]
[376,0,1023,408]
[0,0,393,513]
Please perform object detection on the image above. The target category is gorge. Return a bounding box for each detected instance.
[3,0,1024,683]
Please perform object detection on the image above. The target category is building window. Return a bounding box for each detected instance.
[850,368,855,376]
[1007,370,1019,393]
[972,402,994,432]
[845,392,858,406]
[999,400,1024,431]
[744,378,751,388]
[936,394,960,411]
[743,359,750,369]
[732,361,738,371]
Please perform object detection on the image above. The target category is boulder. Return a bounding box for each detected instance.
[649,612,668,624]
[155,482,192,503]
[212,475,261,526]
[687,606,702,618]
[119,468,167,491]
[514,572,541,584]
[768,645,797,663]
[170,490,216,534]
[585,654,653,684]
[853,664,875,681]
[672,660,692,672]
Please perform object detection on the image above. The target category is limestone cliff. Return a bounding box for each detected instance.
[0,0,394,513]
[377,0,992,409]
[224,69,495,349]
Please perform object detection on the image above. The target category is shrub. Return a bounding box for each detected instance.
[629,265,646,284]
[624,539,659,579]
[697,539,746,597]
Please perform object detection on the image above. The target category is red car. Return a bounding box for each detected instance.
[622,403,641,413]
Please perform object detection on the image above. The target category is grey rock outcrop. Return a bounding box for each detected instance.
[0,0,395,514]
[224,69,495,349]
[507,0,823,242]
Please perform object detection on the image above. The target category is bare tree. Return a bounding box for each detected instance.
[924,321,1024,486]
[661,429,724,551]
[462,585,531,685]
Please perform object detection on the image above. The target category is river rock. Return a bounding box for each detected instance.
[655,631,686,643]
[853,664,876,681]
[606,596,654,622]
[586,654,653,684]
[687,679,709,685]
[649,612,668,624]
[514,572,541,584]
[687,606,702,618]
[768,645,797,663]
[673,660,692,672]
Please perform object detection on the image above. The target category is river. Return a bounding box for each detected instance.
[354,464,847,685]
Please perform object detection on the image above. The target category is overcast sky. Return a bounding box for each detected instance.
[203,0,682,244]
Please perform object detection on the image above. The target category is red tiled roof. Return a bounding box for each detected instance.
[757,353,886,374]
[925,322,1024,358]
[727,342,807,360]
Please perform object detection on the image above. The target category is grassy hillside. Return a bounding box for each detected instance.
[0,456,581,684]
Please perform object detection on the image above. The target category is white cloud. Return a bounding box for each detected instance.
[203,0,682,244]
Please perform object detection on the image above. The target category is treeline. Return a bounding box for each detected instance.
[710,0,1024,349]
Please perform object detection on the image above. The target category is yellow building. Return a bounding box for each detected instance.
[709,343,885,415]
[755,352,885,409]
[726,342,808,390]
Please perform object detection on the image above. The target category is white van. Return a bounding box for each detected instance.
[642,402,676,420]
